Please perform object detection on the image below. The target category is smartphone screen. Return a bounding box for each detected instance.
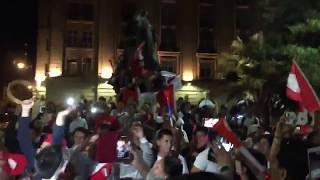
[221,141,234,152]
[204,118,219,128]
[117,136,131,160]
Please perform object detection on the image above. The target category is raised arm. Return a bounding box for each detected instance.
[52,108,72,145]
[17,99,35,173]
[131,147,151,179]
[269,118,285,172]
[131,123,154,167]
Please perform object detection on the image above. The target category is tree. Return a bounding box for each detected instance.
[222,32,287,126]
[259,0,320,95]
[223,0,320,125]
[284,19,320,94]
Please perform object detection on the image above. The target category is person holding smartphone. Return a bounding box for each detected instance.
[191,130,233,178]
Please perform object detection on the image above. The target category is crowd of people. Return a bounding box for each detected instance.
[0,95,318,180]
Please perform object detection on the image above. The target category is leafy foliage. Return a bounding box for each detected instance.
[223,33,287,99]
[225,0,320,98]
[223,0,320,123]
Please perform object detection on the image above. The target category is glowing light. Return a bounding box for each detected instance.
[35,75,46,87]
[48,68,62,77]
[27,85,33,90]
[204,118,219,128]
[91,107,98,113]
[101,67,113,79]
[182,71,193,82]
[17,62,26,69]
[98,83,114,89]
[66,97,75,106]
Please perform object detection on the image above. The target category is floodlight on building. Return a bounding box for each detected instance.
[35,75,46,87]
[101,67,113,79]
[48,68,62,77]
[182,71,193,82]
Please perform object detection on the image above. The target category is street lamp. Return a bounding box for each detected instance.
[14,43,31,70]
[17,62,26,69]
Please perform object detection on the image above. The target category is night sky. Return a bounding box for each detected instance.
[0,0,37,97]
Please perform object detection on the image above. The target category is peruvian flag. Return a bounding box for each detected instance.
[160,71,182,91]
[156,84,175,115]
[286,62,320,112]
[210,118,270,180]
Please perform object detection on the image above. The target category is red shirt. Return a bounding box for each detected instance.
[96,131,118,163]
[94,113,120,131]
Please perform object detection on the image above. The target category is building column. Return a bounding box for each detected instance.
[97,0,119,79]
[216,0,235,77]
[177,0,198,81]
[35,0,51,84]
[48,0,65,77]
[216,0,235,52]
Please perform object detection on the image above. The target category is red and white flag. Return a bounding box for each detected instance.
[160,71,182,91]
[210,118,269,180]
[156,84,175,114]
[286,62,320,112]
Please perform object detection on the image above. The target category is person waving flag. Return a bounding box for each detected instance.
[287,62,320,112]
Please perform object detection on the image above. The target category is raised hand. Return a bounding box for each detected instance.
[269,117,287,163]
[21,99,34,117]
[211,143,232,168]
[57,108,73,117]
[21,99,34,110]
[55,107,74,126]
[131,123,145,139]
[274,117,287,139]
[89,134,99,143]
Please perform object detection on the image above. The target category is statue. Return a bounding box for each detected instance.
[109,11,162,95]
